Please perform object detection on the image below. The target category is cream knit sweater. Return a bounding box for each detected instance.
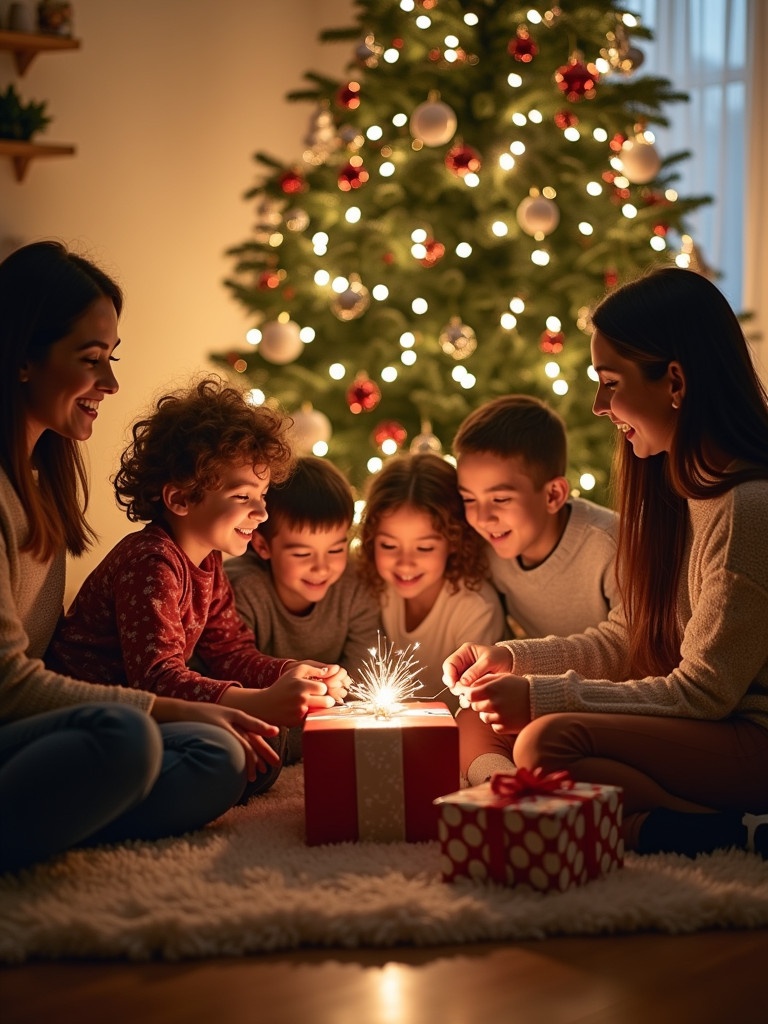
[500,479,768,732]
[0,467,153,723]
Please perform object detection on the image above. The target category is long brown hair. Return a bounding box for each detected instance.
[0,241,123,560]
[591,267,768,675]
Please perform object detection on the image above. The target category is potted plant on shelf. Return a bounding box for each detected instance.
[0,84,51,141]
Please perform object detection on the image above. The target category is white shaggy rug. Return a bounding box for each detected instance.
[2,765,767,963]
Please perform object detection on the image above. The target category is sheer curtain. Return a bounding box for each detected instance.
[633,0,766,378]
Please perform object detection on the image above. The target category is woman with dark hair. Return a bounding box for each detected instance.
[444,267,768,857]
[0,241,280,873]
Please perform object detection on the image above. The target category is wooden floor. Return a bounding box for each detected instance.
[3,929,767,1024]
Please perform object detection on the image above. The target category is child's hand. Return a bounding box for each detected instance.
[151,696,280,782]
[465,673,531,734]
[283,660,349,707]
[443,643,514,699]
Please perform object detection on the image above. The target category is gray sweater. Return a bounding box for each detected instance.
[500,481,768,732]
[0,467,153,722]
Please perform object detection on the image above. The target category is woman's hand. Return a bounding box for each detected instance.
[465,673,531,734]
[151,696,280,781]
[443,643,514,700]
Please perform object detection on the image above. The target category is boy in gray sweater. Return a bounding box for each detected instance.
[452,395,620,782]
[225,456,380,761]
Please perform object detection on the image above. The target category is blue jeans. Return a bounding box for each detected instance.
[0,703,247,872]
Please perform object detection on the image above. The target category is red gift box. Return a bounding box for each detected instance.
[434,768,623,891]
[303,701,459,845]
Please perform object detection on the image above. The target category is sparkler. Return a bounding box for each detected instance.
[346,633,425,719]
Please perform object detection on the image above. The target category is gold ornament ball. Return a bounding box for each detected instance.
[409,99,458,147]
[620,138,662,184]
[258,320,304,364]
[516,195,561,237]
[439,318,477,360]
[331,278,371,321]
[289,405,332,454]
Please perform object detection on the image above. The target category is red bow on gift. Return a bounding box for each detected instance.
[490,767,574,800]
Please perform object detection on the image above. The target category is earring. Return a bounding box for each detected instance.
[671,398,680,410]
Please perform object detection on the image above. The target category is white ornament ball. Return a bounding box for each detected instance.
[516,195,561,237]
[258,320,303,364]
[289,405,332,454]
[409,100,458,147]
[620,138,662,184]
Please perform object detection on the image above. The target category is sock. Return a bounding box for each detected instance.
[636,808,748,858]
[466,753,515,787]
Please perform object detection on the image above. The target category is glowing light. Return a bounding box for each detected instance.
[246,328,261,345]
[367,456,383,473]
[578,221,594,235]
[510,297,525,314]
[381,366,398,382]
[345,207,362,223]
[622,203,638,219]
[401,350,417,366]
[314,270,330,286]
[650,236,666,251]
[464,12,478,25]
[299,327,315,343]
[381,438,399,455]
[460,373,476,389]
[614,174,629,188]
[400,332,415,348]
[384,48,399,63]
[464,173,480,187]
[392,112,408,127]
[552,379,569,395]
[610,156,623,172]
[456,242,473,258]
[313,441,328,457]
[347,635,425,719]
[527,9,542,23]
[380,161,396,177]
[546,316,561,331]
[444,49,458,63]
[411,228,427,243]
[593,127,608,142]
[579,472,596,490]
[372,284,389,301]
[586,180,603,196]
[366,125,383,141]
[509,140,526,155]
[595,57,610,74]
[545,361,560,378]
[332,276,349,293]
[491,220,509,237]
[312,231,329,247]
[415,15,431,28]
[452,365,467,382]
[412,297,428,314]
[499,153,515,170]
[500,313,517,329]
[623,12,638,27]
[676,252,692,269]
[329,362,346,380]
[512,112,527,126]
[411,243,426,259]
[399,0,414,9]
[248,388,266,405]
[587,365,599,382]
[531,249,550,266]
[665,188,679,202]
[445,34,459,47]
[507,72,523,88]
[564,127,580,142]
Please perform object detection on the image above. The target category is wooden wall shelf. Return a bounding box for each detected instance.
[0,29,79,75]
[0,138,75,180]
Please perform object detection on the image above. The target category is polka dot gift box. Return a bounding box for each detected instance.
[434,768,623,892]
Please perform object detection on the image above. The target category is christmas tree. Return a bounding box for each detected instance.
[215,0,710,500]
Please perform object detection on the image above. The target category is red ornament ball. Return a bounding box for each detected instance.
[420,238,446,267]
[554,110,578,130]
[445,143,481,177]
[336,81,361,110]
[373,420,407,448]
[338,159,369,192]
[554,60,599,101]
[508,30,538,63]
[539,330,565,354]
[604,268,619,287]
[346,376,381,414]
[279,170,305,195]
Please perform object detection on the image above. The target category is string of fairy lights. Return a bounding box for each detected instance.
[232,1,704,491]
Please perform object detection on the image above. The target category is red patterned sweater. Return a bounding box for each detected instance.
[47,522,293,701]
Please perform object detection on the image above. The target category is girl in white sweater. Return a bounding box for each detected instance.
[0,241,280,872]
[445,267,768,857]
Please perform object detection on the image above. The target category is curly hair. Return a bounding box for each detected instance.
[358,452,489,595]
[113,376,295,523]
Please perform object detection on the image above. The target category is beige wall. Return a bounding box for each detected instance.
[0,0,352,601]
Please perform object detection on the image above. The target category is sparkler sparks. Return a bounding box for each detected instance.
[347,634,425,718]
